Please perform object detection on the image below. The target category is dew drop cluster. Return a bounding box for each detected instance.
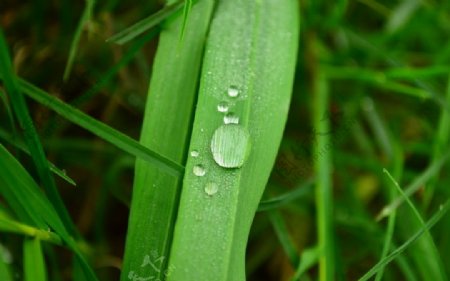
[189,85,252,197]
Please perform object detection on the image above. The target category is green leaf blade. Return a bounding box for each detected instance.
[23,238,47,281]
[119,1,215,280]
[167,0,300,280]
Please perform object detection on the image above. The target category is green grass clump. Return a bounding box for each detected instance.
[1,0,450,280]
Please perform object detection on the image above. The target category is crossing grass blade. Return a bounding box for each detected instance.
[290,247,319,281]
[257,178,315,212]
[358,199,450,281]
[106,0,185,45]
[119,1,214,280]
[63,0,95,80]
[0,129,76,186]
[23,238,46,281]
[362,98,448,281]
[14,79,184,177]
[377,150,450,220]
[72,29,159,107]
[383,168,448,280]
[0,144,99,281]
[0,89,16,136]
[0,30,77,236]
[0,213,62,245]
[268,210,299,266]
[166,1,299,280]
[179,0,193,42]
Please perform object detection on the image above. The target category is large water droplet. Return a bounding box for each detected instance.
[211,124,251,168]
[193,165,206,176]
[190,150,199,157]
[217,102,229,113]
[223,113,239,124]
[227,86,239,98]
[204,182,218,196]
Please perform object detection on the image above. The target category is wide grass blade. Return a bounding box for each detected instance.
[119,1,214,280]
[23,238,46,281]
[167,1,299,280]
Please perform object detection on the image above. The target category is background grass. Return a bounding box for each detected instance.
[1,0,450,280]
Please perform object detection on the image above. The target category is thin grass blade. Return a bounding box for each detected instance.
[15,79,184,176]
[377,150,450,220]
[268,210,299,266]
[0,129,76,186]
[313,69,335,281]
[290,247,319,281]
[63,0,95,80]
[358,200,450,281]
[0,29,78,236]
[383,168,448,281]
[0,144,99,281]
[23,238,46,281]
[106,0,185,44]
[257,178,314,212]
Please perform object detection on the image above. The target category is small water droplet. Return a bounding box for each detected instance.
[191,150,199,157]
[204,182,218,196]
[227,86,239,97]
[193,165,206,176]
[217,102,229,113]
[211,124,251,168]
[223,113,239,124]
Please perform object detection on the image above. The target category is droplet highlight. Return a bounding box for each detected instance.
[227,86,239,98]
[193,165,206,176]
[204,182,218,196]
[211,124,251,168]
[223,113,239,124]
[217,102,229,113]
[190,150,199,157]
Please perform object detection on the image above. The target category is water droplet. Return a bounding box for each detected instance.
[193,165,206,176]
[211,124,251,168]
[204,182,218,196]
[217,102,229,113]
[223,113,239,124]
[227,86,239,98]
[190,150,199,157]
